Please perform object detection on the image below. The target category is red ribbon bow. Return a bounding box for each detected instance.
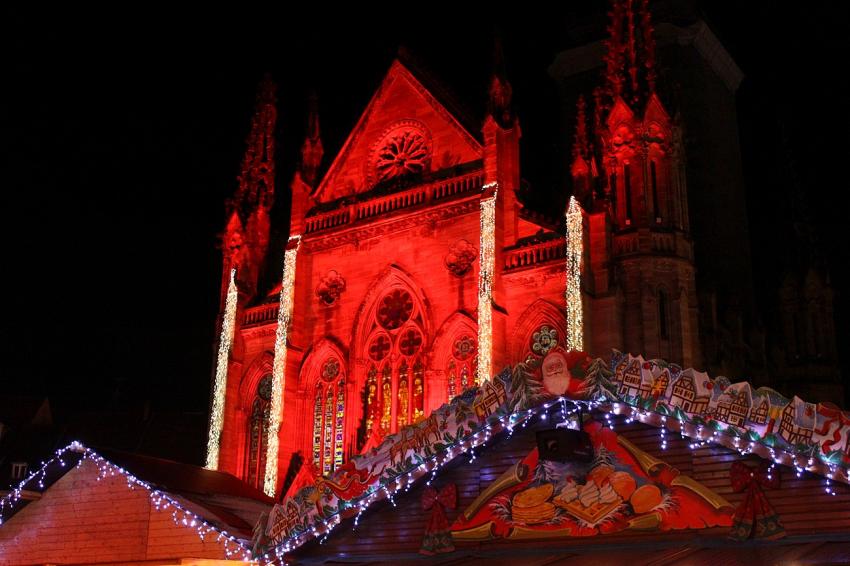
[422,483,457,531]
[729,460,785,540]
[420,484,457,555]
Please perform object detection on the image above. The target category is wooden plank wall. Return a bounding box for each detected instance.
[296,415,850,560]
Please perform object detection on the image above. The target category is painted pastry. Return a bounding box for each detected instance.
[609,471,637,500]
[599,482,619,505]
[512,484,554,509]
[630,484,663,514]
[578,480,599,508]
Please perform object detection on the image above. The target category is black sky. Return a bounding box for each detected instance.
[1,3,848,435]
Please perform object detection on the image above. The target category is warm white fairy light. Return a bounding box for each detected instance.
[205,268,238,470]
[264,236,301,496]
[0,442,253,562]
[267,372,850,561]
[566,196,584,351]
[477,183,498,384]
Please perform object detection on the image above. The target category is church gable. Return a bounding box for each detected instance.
[314,60,484,203]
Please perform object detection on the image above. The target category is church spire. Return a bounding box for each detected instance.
[232,73,277,219]
[571,95,597,208]
[487,30,514,128]
[572,96,591,164]
[222,73,278,300]
[600,0,657,113]
[299,91,324,189]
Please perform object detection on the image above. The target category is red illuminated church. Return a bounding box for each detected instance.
[208,2,707,497]
[5,4,850,565]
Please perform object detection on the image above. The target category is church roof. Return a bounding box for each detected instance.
[312,54,484,204]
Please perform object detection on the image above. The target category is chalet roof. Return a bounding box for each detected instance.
[268,351,850,559]
[0,443,273,543]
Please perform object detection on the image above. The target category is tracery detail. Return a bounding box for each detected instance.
[361,284,428,447]
[312,358,346,475]
[447,334,476,400]
[375,130,430,183]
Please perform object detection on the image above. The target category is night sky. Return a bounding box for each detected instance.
[2,3,848,457]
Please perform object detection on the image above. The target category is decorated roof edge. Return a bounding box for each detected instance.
[257,349,850,561]
[0,441,255,562]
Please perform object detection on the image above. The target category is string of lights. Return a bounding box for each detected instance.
[0,442,254,561]
[267,391,848,561]
[265,235,301,496]
[205,268,239,470]
[566,196,584,352]
[477,183,498,385]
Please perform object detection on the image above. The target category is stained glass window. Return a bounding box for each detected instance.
[412,360,424,421]
[447,334,476,401]
[366,366,378,434]
[334,380,345,469]
[245,375,272,490]
[397,361,409,429]
[380,365,392,434]
[362,287,428,441]
[311,358,347,475]
[312,387,322,469]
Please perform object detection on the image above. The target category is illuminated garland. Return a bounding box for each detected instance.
[264,236,301,496]
[566,196,584,351]
[0,442,253,562]
[266,390,848,562]
[477,183,498,385]
[205,268,238,470]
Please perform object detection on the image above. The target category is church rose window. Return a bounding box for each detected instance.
[246,375,272,490]
[312,358,346,475]
[447,334,476,401]
[375,130,429,183]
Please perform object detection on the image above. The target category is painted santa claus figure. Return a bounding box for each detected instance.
[542,348,572,395]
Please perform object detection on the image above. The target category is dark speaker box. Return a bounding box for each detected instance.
[536,428,594,462]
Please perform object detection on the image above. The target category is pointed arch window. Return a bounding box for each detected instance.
[650,160,660,221]
[363,287,427,442]
[311,358,346,475]
[245,375,272,490]
[447,334,476,401]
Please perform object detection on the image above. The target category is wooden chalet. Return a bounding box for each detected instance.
[285,413,850,564]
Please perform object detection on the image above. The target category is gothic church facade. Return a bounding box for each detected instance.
[213,4,706,495]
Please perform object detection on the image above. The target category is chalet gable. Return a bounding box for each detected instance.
[313,59,484,204]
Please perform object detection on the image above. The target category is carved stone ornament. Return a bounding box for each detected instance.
[444,239,478,277]
[370,121,431,186]
[316,270,346,305]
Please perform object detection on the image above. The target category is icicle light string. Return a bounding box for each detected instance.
[205,268,239,470]
[268,396,848,562]
[0,442,254,562]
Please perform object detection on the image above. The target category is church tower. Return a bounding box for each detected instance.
[577,0,700,367]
